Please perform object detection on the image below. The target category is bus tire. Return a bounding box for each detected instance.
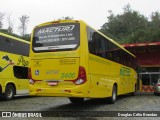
[2,84,15,101]
[69,97,84,104]
[130,92,135,96]
[154,92,159,96]
[109,85,117,104]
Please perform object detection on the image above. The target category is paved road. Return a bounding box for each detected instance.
[0,93,160,120]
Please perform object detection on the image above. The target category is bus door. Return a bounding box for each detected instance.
[13,66,29,94]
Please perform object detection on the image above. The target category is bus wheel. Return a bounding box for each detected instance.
[109,85,117,104]
[2,84,15,101]
[69,97,84,104]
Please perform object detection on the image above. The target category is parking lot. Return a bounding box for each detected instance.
[0,92,160,120]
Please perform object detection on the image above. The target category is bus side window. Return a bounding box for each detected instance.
[13,66,28,79]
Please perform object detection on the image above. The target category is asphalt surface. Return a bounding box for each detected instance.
[0,92,160,120]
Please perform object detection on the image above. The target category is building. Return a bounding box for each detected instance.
[122,42,160,92]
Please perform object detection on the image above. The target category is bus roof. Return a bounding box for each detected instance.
[0,32,30,44]
[34,20,136,58]
[35,19,80,28]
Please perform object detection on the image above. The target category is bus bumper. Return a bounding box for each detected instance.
[29,85,87,97]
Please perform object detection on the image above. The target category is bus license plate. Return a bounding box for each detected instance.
[48,81,58,86]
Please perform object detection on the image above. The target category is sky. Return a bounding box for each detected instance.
[0,0,160,35]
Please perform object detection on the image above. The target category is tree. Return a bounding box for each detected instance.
[100,10,125,41]
[21,34,31,41]
[7,15,13,33]
[100,4,148,44]
[144,11,160,42]
[0,12,5,29]
[18,15,29,36]
[122,4,148,43]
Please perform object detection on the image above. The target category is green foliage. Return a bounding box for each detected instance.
[0,29,30,41]
[100,4,160,44]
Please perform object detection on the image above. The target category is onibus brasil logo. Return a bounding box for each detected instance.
[0,55,14,72]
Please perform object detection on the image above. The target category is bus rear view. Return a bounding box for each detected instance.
[30,20,137,104]
[29,20,89,103]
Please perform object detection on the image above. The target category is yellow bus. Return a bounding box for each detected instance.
[29,20,137,104]
[0,32,30,100]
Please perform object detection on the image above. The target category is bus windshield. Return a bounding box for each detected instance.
[32,23,80,52]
